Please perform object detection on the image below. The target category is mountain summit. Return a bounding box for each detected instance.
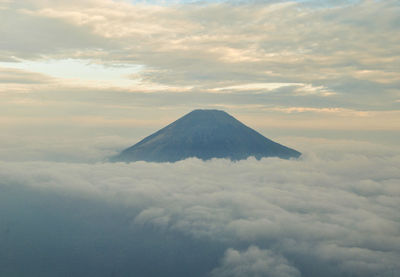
[112,109,301,162]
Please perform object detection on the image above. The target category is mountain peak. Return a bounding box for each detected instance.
[188,109,226,114]
[111,109,301,163]
[177,109,236,122]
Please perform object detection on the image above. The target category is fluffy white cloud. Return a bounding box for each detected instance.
[0,139,399,276]
[210,246,300,277]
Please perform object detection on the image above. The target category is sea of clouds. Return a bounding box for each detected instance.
[0,138,399,277]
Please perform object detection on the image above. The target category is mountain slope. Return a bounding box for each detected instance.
[111,109,301,162]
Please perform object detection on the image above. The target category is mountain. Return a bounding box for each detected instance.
[111,109,301,162]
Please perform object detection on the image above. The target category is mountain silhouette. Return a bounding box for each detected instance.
[111,109,301,162]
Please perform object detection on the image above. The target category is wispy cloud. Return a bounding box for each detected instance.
[0,0,399,142]
[1,0,399,97]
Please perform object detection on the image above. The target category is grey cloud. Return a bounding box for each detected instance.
[1,0,399,110]
[2,77,398,135]
[0,140,399,276]
[0,7,115,60]
[0,67,54,84]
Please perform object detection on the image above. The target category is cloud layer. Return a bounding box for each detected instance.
[1,140,399,276]
[0,0,399,136]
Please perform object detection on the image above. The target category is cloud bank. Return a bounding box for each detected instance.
[1,140,399,276]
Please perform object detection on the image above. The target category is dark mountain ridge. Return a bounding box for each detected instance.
[111,109,301,162]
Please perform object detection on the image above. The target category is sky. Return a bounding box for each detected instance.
[0,0,400,276]
[1,0,399,151]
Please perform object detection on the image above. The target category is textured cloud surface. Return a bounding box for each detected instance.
[1,140,399,276]
[1,0,399,136]
[210,246,301,277]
